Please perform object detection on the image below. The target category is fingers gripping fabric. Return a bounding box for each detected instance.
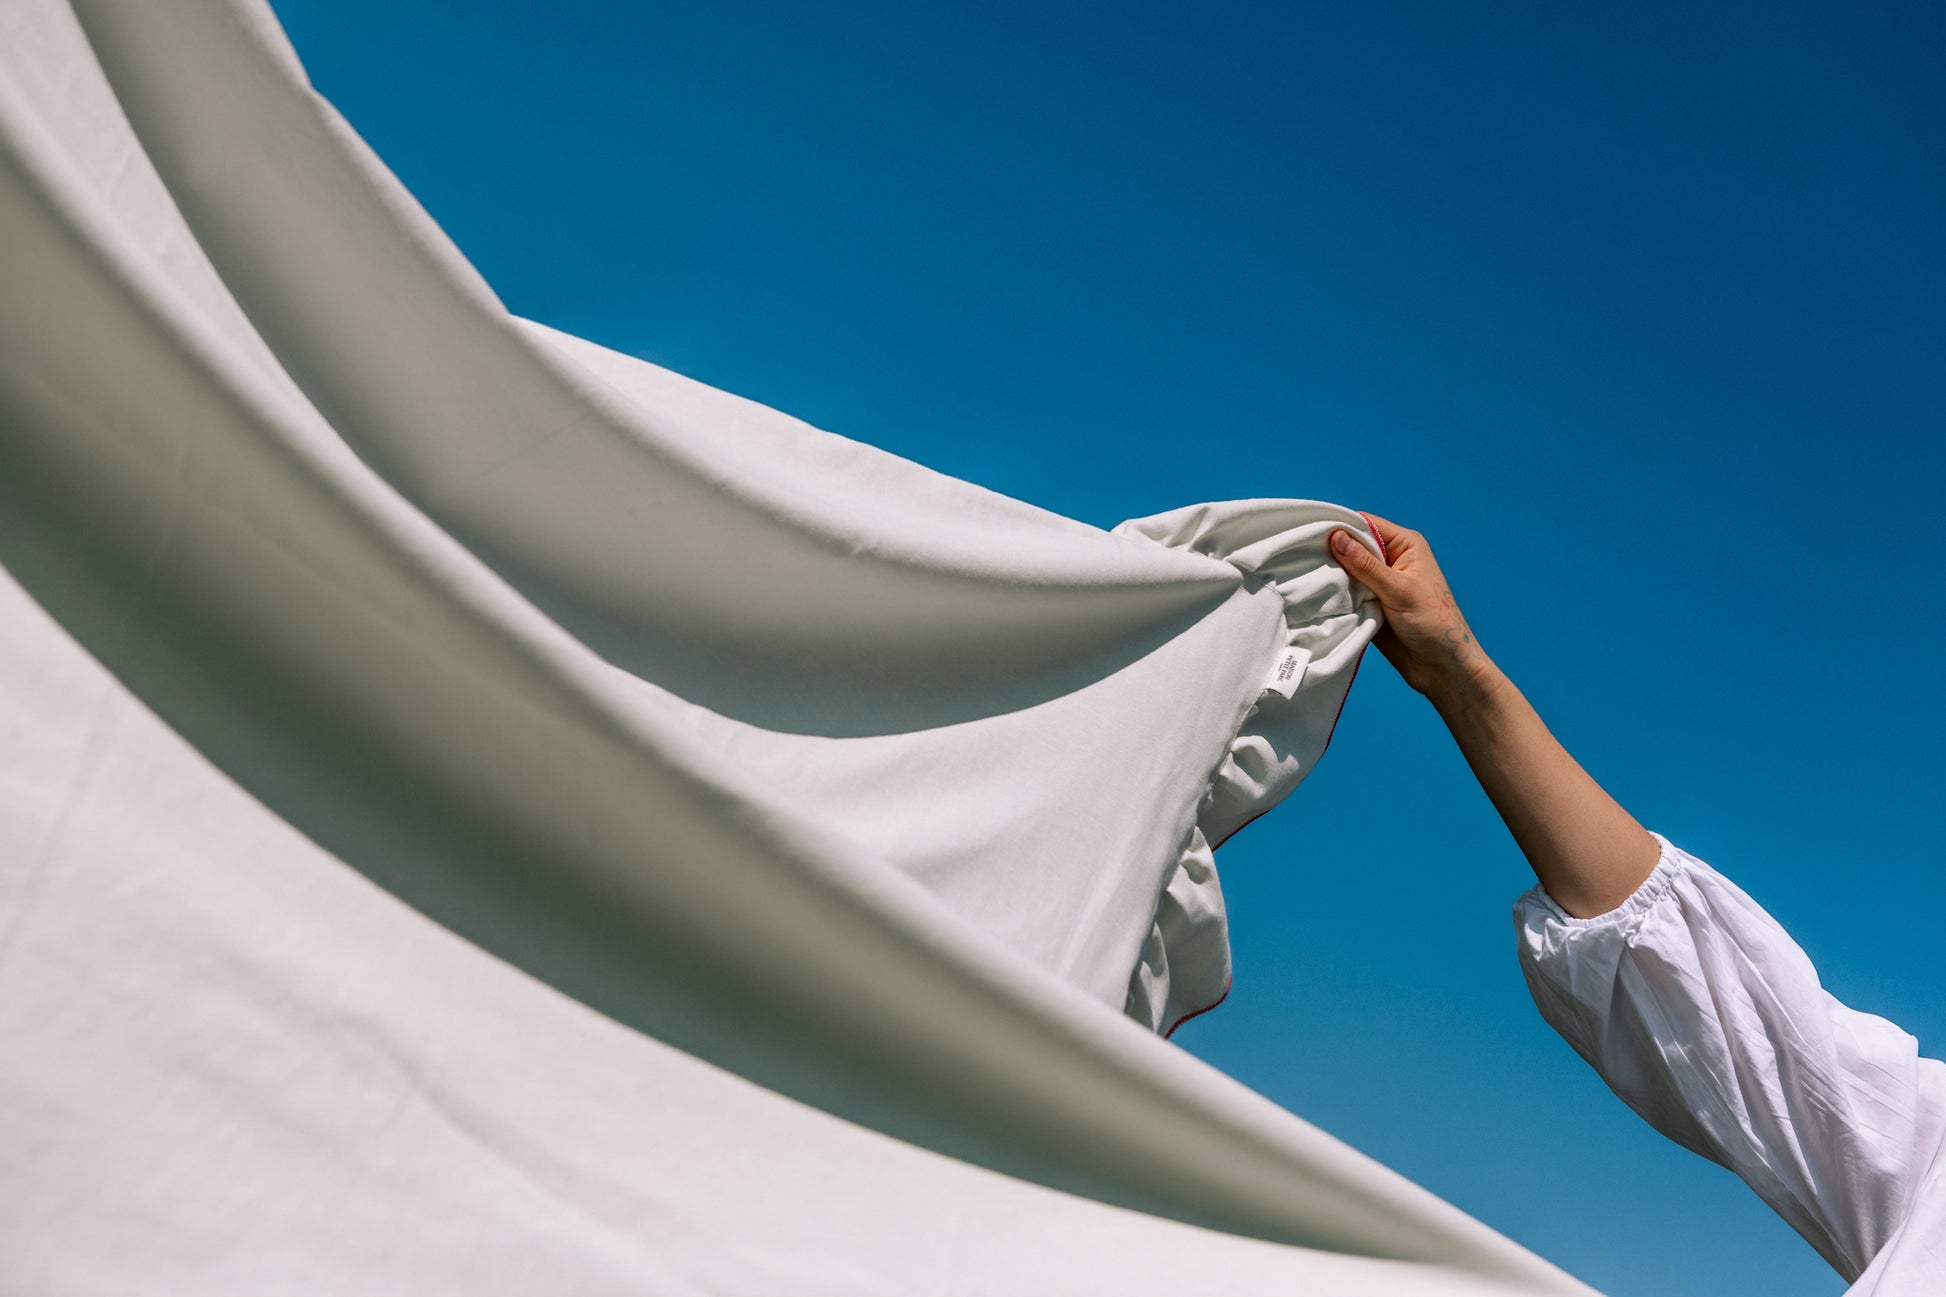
[0,2,1598,1293]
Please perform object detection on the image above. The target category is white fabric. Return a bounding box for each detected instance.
[0,0,1596,1291]
[1517,836,1946,1294]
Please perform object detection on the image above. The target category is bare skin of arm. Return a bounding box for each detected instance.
[1330,516,1659,918]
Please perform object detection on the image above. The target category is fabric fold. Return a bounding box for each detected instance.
[0,1,1596,1292]
[1514,836,1946,1291]
[1118,502,1385,1033]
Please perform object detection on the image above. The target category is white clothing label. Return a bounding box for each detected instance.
[1263,646,1311,699]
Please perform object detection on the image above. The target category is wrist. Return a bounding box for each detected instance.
[1423,655,1508,719]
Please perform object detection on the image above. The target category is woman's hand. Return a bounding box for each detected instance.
[1330,514,1501,709]
[1333,511,1657,918]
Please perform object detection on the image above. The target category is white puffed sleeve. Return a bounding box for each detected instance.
[1515,835,1946,1287]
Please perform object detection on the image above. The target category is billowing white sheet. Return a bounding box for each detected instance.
[0,2,1596,1291]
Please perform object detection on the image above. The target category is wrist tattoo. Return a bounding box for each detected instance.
[1434,587,1477,665]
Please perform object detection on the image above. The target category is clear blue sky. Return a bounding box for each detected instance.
[271,3,1945,1292]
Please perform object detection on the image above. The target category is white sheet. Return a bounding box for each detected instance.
[0,1,1596,1291]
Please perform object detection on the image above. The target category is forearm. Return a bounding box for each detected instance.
[1428,660,1658,918]
[1327,517,1659,916]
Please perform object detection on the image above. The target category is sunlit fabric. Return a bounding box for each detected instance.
[0,1,1596,1291]
[1518,836,1946,1295]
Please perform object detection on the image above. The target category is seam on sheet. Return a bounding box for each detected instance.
[1130,513,1386,1030]
[1219,511,1385,847]
[1165,975,1232,1040]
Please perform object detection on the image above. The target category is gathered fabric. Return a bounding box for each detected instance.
[1517,836,1946,1295]
[0,1,1596,1292]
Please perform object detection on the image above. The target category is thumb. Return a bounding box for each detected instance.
[1330,528,1397,597]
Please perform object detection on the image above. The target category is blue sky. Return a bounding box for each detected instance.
[271,3,1945,1291]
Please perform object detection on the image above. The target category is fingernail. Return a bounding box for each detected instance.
[1330,530,1351,556]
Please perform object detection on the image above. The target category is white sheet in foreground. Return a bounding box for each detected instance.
[0,1,1595,1291]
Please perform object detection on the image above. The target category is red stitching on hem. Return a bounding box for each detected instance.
[1165,974,1232,1039]
[1357,510,1391,563]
